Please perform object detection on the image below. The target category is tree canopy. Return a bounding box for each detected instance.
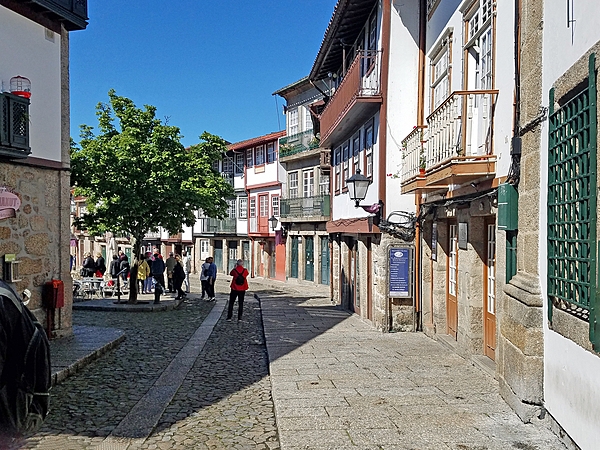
[71,90,233,301]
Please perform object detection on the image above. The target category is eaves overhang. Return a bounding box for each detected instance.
[309,0,377,82]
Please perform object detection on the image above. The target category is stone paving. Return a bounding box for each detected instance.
[11,277,568,450]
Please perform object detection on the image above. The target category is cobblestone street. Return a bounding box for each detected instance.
[12,278,568,450]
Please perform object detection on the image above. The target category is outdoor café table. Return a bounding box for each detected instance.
[81,277,103,299]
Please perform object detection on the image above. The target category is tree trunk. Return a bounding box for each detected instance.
[127,235,143,304]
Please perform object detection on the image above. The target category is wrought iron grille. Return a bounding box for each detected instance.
[548,53,598,345]
[0,92,30,157]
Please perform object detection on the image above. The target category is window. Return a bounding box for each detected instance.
[0,93,30,158]
[227,199,236,219]
[304,106,313,131]
[303,170,314,198]
[259,195,269,217]
[319,173,330,195]
[235,152,245,174]
[289,108,299,136]
[548,57,599,349]
[465,0,493,91]
[249,197,256,218]
[289,172,299,198]
[267,142,276,163]
[342,141,350,187]
[239,197,248,219]
[334,147,341,192]
[352,132,361,175]
[431,35,451,110]
[211,160,219,172]
[255,145,265,165]
[246,148,254,168]
[222,157,233,174]
[365,120,374,178]
[272,196,280,217]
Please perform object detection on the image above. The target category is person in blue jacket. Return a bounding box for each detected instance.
[205,256,217,301]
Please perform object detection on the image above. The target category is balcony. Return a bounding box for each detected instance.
[279,130,320,161]
[28,0,88,30]
[400,90,498,193]
[280,195,331,222]
[319,50,383,147]
[197,218,236,234]
[0,93,31,159]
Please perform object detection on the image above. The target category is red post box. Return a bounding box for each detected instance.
[43,279,64,308]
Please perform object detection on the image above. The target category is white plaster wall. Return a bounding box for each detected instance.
[387,1,420,217]
[0,6,62,162]
[181,225,193,242]
[246,161,280,187]
[541,3,600,449]
[425,1,514,179]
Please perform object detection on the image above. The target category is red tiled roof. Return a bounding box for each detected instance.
[227,130,286,151]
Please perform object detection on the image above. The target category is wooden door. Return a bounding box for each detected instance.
[258,194,269,233]
[446,223,458,339]
[290,236,299,278]
[484,221,497,360]
[320,237,330,285]
[305,236,314,281]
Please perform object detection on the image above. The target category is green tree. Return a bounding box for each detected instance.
[71,90,233,303]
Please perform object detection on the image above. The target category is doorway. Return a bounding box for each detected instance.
[320,236,330,285]
[305,236,314,281]
[446,222,458,339]
[484,220,497,360]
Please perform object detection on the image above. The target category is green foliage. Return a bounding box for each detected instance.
[71,89,233,245]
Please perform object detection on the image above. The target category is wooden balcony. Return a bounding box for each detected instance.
[402,90,498,193]
[319,50,382,148]
[28,0,88,30]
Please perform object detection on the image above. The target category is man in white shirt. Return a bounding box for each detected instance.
[182,251,192,293]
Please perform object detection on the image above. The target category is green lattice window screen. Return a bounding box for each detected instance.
[548,53,599,349]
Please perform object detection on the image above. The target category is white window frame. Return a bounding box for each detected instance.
[246,149,254,168]
[289,171,299,198]
[364,120,374,178]
[304,106,313,131]
[319,173,330,195]
[267,142,276,163]
[289,108,299,136]
[239,197,248,219]
[227,199,236,219]
[222,158,233,174]
[272,195,280,217]
[430,35,451,110]
[235,152,245,174]
[255,145,265,165]
[342,141,350,187]
[249,197,256,218]
[259,195,269,218]
[303,170,314,198]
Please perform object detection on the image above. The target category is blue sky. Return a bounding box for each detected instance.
[69,1,337,148]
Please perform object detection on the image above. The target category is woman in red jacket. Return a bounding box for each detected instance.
[227,259,249,322]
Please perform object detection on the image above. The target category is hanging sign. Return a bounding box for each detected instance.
[0,186,20,220]
[388,246,413,298]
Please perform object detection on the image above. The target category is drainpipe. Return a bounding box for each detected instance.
[413,0,427,331]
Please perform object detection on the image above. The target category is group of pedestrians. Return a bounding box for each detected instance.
[79,249,250,319]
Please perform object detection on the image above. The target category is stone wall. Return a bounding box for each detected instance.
[0,163,73,336]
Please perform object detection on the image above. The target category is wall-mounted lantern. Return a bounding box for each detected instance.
[268,215,278,231]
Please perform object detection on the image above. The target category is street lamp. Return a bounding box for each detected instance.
[268,215,278,231]
[346,169,384,226]
[346,169,372,207]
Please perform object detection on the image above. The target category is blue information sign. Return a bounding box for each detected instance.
[389,247,412,298]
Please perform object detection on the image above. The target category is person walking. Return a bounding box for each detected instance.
[226,259,249,322]
[81,252,96,278]
[172,255,186,300]
[137,255,151,294]
[119,253,130,282]
[165,252,176,293]
[182,251,192,293]
[95,252,106,277]
[151,252,166,304]
[199,257,211,300]
[108,254,120,279]
[205,256,217,301]
[144,252,154,294]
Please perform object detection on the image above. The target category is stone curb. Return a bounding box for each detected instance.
[73,296,185,312]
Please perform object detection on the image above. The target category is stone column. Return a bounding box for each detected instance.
[497,0,545,422]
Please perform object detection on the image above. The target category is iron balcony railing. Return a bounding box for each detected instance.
[197,217,236,234]
[0,92,30,158]
[319,50,382,142]
[279,130,320,158]
[280,195,331,219]
[425,90,498,170]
